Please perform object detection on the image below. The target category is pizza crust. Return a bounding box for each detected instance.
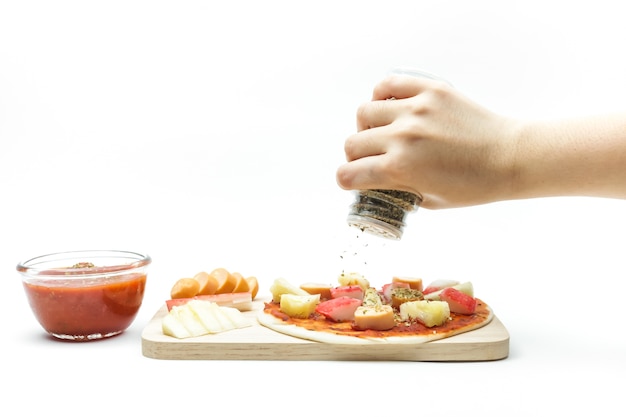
[257,306,494,345]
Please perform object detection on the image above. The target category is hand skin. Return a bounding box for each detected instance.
[336,74,626,209]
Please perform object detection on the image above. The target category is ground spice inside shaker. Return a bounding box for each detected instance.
[347,189,421,239]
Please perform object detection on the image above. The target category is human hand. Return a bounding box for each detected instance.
[336,74,522,209]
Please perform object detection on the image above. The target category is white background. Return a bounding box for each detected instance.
[1,1,625,415]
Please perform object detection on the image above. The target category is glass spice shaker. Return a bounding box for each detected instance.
[346,67,452,240]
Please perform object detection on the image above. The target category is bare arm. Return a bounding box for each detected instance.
[514,114,626,201]
[336,75,626,209]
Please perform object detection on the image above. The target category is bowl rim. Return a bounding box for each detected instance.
[17,249,151,277]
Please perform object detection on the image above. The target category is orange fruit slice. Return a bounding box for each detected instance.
[210,267,237,294]
[231,272,251,293]
[194,271,219,295]
[170,277,200,299]
[245,276,259,299]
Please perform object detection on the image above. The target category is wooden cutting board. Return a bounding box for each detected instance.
[142,300,509,361]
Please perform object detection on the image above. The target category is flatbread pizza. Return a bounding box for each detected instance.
[257,274,494,345]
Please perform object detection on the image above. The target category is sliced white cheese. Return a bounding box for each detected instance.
[220,305,252,329]
[162,312,192,338]
[186,300,226,333]
[206,302,237,331]
[162,299,251,339]
[173,303,208,337]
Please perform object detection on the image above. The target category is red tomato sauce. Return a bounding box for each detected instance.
[23,273,147,339]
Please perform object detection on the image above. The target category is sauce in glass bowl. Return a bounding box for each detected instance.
[18,250,151,341]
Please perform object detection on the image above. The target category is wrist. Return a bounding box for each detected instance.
[506,119,560,200]
[488,117,531,203]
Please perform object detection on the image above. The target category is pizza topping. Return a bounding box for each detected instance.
[422,279,460,295]
[392,276,423,292]
[270,277,310,303]
[399,300,451,327]
[362,287,384,307]
[390,287,424,309]
[439,287,477,315]
[315,296,362,322]
[381,281,410,303]
[354,304,396,331]
[280,294,321,319]
[299,282,333,300]
[330,285,364,301]
[261,276,491,342]
[260,298,492,343]
[337,272,370,291]
[424,281,473,301]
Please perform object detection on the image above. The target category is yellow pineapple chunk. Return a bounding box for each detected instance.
[338,272,370,291]
[270,277,310,303]
[399,300,450,327]
[279,294,321,318]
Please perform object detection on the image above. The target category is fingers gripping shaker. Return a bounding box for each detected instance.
[346,67,452,240]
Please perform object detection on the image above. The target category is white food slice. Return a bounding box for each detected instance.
[162,300,252,338]
[162,312,192,338]
[219,305,252,329]
[205,302,236,332]
[173,304,208,337]
[186,300,226,333]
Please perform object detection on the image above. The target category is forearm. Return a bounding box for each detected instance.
[338,73,626,208]
[511,113,626,200]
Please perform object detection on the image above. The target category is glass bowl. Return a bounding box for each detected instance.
[17,250,151,341]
